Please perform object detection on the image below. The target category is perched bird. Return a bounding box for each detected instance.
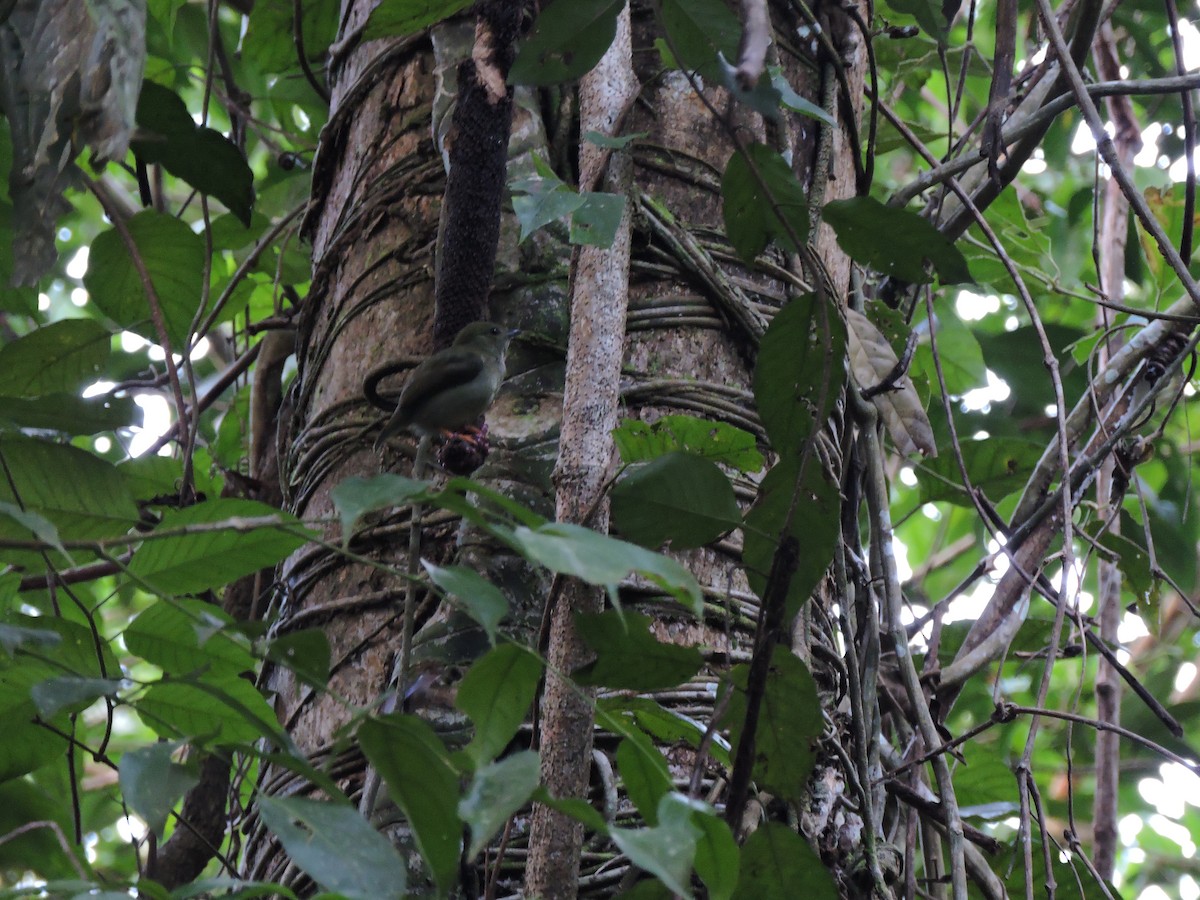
[374,321,515,451]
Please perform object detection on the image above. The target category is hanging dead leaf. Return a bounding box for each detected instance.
[846,308,937,457]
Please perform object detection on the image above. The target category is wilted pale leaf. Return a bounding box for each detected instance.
[0,0,146,284]
[846,308,936,457]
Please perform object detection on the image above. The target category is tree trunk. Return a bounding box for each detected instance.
[242,0,869,892]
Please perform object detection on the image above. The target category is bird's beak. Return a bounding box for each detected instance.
[506,328,520,340]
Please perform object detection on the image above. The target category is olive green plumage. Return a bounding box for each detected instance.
[375,322,515,449]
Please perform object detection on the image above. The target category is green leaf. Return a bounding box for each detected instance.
[133,82,254,225]
[753,295,846,454]
[0,393,140,436]
[331,474,428,539]
[533,789,609,834]
[722,144,809,263]
[264,629,331,689]
[508,522,703,615]
[0,501,69,562]
[573,610,704,690]
[459,751,541,858]
[611,452,740,549]
[124,597,256,676]
[0,621,61,656]
[0,612,120,678]
[616,733,673,824]
[1098,529,1156,608]
[362,0,474,40]
[127,498,307,594]
[119,741,199,838]
[0,719,67,783]
[912,305,986,395]
[258,796,407,900]
[732,821,837,900]
[358,715,460,895]
[31,676,123,717]
[613,415,764,473]
[0,436,140,555]
[658,0,740,77]
[822,197,972,284]
[84,210,205,347]
[242,0,339,76]
[0,779,80,879]
[509,0,623,86]
[456,643,542,767]
[692,810,739,900]
[610,794,701,899]
[0,319,111,396]
[422,562,509,643]
[137,674,280,745]
[917,438,1042,506]
[720,647,821,803]
[569,192,625,248]
[512,181,585,241]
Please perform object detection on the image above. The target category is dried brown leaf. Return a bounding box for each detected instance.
[846,308,937,457]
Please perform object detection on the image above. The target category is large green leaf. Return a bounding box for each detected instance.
[422,562,509,644]
[611,452,740,549]
[572,610,704,691]
[732,821,837,899]
[137,674,279,745]
[258,796,407,900]
[822,197,972,284]
[616,731,673,825]
[753,296,846,455]
[0,319,111,396]
[613,415,764,473]
[362,0,474,40]
[133,82,254,224]
[509,0,623,86]
[610,794,701,899]
[722,144,809,263]
[721,647,821,803]
[127,498,307,594]
[119,741,199,838]
[917,438,1043,506]
[0,435,139,545]
[459,751,541,858]
[693,810,739,900]
[658,0,740,77]
[0,615,119,781]
[358,715,460,895]
[508,522,703,615]
[123,597,256,676]
[0,393,139,435]
[84,210,205,347]
[742,457,840,617]
[456,643,542,767]
[264,629,332,690]
[331,474,428,539]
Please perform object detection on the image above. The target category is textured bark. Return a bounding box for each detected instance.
[241,1,445,879]
[525,11,638,897]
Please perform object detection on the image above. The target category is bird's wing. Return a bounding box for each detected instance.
[398,348,486,412]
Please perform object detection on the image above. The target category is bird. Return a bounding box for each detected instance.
[374,321,516,451]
